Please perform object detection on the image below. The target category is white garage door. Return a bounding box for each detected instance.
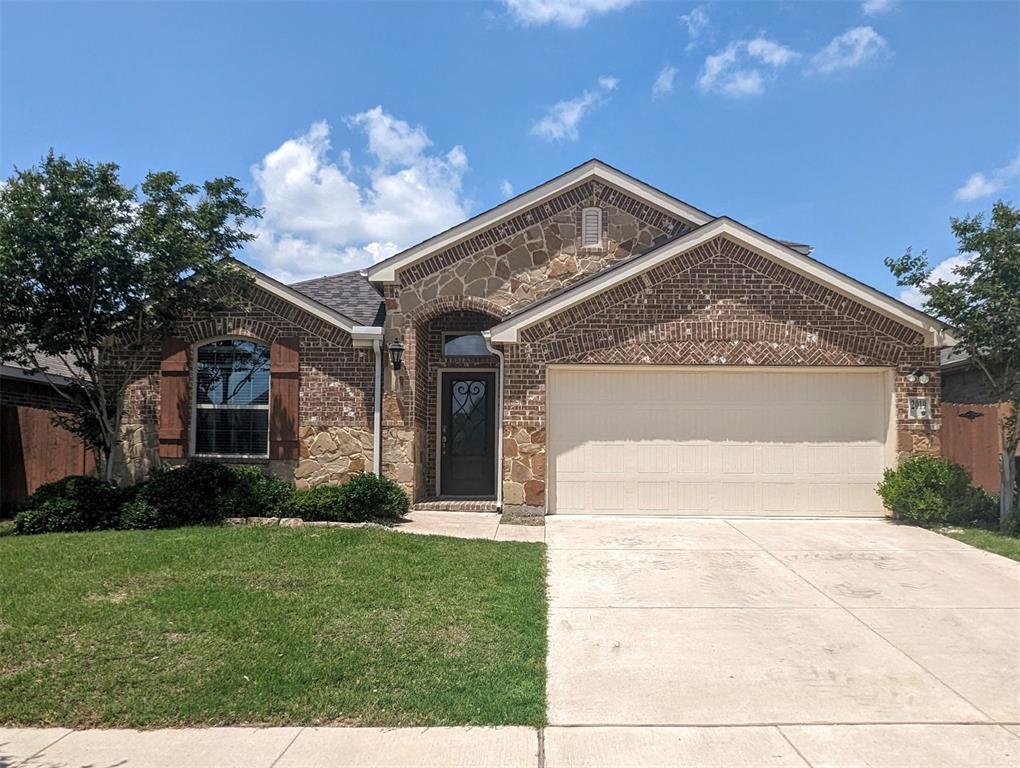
[548,367,893,517]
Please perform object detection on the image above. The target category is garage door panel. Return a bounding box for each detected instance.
[549,368,890,517]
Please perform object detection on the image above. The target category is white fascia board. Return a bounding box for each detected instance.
[351,325,384,348]
[489,219,950,346]
[229,259,358,334]
[366,161,712,283]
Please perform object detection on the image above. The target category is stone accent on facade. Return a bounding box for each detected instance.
[113,421,160,485]
[397,189,686,319]
[380,182,690,503]
[294,425,373,489]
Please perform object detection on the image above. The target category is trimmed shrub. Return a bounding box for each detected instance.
[117,496,162,530]
[332,472,409,522]
[131,460,238,528]
[282,474,409,523]
[13,476,123,535]
[128,462,295,529]
[877,455,998,527]
[221,466,294,519]
[283,485,347,522]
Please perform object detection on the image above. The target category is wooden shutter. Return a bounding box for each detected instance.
[269,337,300,460]
[158,337,190,458]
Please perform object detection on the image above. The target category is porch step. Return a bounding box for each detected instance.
[413,498,498,513]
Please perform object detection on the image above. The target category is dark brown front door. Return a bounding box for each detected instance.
[440,372,496,496]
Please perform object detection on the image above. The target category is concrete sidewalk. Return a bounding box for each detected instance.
[0,726,539,768]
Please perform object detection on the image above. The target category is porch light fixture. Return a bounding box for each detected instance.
[905,369,930,384]
[389,338,405,371]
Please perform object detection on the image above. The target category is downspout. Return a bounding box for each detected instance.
[482,330,504,511]
[372,338,382,475]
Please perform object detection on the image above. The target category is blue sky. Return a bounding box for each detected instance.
[3,1,1018,303]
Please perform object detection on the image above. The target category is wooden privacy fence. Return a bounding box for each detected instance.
[1,403,96,512]
[941,402,1016,493]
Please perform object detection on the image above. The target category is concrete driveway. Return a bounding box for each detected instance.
[545,516,1020,767]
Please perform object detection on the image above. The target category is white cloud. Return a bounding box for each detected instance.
[680,6,709,46]
[652,65,678,98]
[810,26,888,74]
[862,0,895,16]
[247,109,470,283]
[500,179,515,197]
[531,75,618,141]
[697,36,799,97]
[503,0,637,28]
[954,153,1020,202]
[898,253,973,309]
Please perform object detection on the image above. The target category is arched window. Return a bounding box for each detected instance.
[193,339,270,457]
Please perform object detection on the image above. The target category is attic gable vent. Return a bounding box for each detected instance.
[581,206,602,248]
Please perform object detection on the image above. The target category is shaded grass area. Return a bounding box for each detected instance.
[0,526,546,728]
[943,527,1020,562]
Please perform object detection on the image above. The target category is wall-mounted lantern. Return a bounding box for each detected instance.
[389,338,405,371]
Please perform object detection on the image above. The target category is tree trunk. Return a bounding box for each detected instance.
[1002,445,1017,523]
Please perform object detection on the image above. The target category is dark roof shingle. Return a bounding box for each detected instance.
[289,271,385,327]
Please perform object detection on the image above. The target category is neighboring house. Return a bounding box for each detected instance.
[1,355,96,511]
[112,160,951,517]
[940,348,1017,493]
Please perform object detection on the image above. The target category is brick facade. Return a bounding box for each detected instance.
[495,233,940,514]
[113,281,375,487]
[106,173,942,513]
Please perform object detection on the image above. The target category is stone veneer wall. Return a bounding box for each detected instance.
[381,180,695,501]
[112,281,375,488]
[498,234,941,515]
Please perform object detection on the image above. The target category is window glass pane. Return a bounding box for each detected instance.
[195,409,269,456]
[196,340,270,406]
[443,333,489,357]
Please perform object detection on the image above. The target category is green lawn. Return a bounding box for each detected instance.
[0,526,546,728]
[943,527,1020,562]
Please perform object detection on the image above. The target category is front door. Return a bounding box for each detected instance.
[440,372,496,496]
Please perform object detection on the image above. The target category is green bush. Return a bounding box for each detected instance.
[127,460,294,529]
[877,455,998,527]
[333,472,409,521]
[283,473,409,522]
[283,484,347,521]
[220,465,293,519]
[13,476,123,535]
[1001,508,1020,537]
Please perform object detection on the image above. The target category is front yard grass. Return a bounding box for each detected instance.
[0,526,546,728]
[943,527,1020,562]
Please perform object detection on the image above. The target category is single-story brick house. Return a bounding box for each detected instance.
[113,160,952,517]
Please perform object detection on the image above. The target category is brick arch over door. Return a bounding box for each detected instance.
[401,296,507,425]
[402,297,505,498]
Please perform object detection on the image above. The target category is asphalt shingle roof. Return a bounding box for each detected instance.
[289,271,385,327]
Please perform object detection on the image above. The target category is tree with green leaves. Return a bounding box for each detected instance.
[887,201,1019,522]
[0,151,261,482]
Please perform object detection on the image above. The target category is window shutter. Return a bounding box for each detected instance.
[581,207,602,247]
[159,337,190,458]
[269,337,300,460]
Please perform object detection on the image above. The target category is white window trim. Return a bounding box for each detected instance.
[190,336,272,460]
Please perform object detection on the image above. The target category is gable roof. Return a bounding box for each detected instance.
[290,270,385,327]
[366,159,715,283]
[226,259,383,343]
[486,218,954,347]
